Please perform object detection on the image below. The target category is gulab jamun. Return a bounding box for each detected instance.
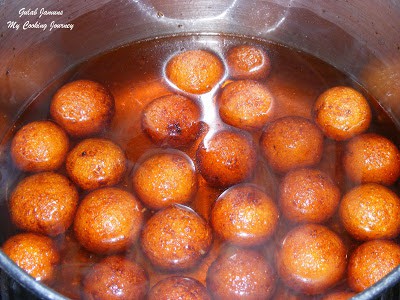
[9,172,78,236]
[66,138,126,190]
[132,150,197,210]
[165,49,224,94]
[211,183,279,247]
[83,256,148,300]
[206,247,276,300]
[276,224,347,295]
[11,120,69,172]
[226,45,271,79]
[141,94,202,147]
[321,291,357,300]
[260,116,324,173]
[339,183,400,241]
[74,187,143,254]
[196,129,257,187]
[2,233,59,282]
[50,79,115,137]
[348,239,400,292]
[218,80,274,130]
[343,133,400,185]
[312,86,371,141]
[141,205,212,271]
[279,168,340,224]
[148,276,211,300]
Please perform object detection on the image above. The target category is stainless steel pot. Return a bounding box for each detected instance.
[1,0,400,299]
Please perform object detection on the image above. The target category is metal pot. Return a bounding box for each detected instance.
[1,0,399,299]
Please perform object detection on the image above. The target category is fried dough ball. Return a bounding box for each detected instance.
[321,291,357,300]
[141,205,212,271]
[211,184,279,246]
[132,150,197,210]
[276,224,347,295]
[166,49,224,94]
[10,172,78,236]
[148,276,211,300]
[279,168,340,224]
[66,138,126,190]
[196,129,257,187]
[50,79,115,137]
[83,256,148,300]
[312,86,371,141]
[339,183,400,241]
[2,233,59,282]
[348,240,400,292]
[206,248,276,300]
[11,120,69,172]
[74,187,143,254]
[226,45,271,79]
[218,80,274,130]
[260,116,324,174]
[142,94,202,147]
[343,133,400,185]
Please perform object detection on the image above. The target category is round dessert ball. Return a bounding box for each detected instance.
[207,248,276,299]
[66,138,126,190]
[165,49,224,94]
[50,79,115,137]
[2,233,59,282]
[343,133,400,185]
[279,168,340,224]
[196,129,257,187]
[226,45,271,79]
[312,86,371,141]
[141,205,212,271]
[132,150,197,210]
[83,256,148,300]
[321,291,357,300]
[211,183,279,246]
[74,187,143,254]
[218,80,274,130]
[148,276,211,300]
[10,172,79,236]
[348,240,400,292]
[260,116,324,174]
[141,94,202,147]
[11,120,69,172]
[276,224,347,295]
[339,183,400,241]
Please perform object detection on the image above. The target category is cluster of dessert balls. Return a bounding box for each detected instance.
[2,43,400,300]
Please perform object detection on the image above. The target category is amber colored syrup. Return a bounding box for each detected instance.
[0,34,399,299]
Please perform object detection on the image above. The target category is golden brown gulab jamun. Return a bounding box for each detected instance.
[343,133,400,185]
[260,116,324,174]
[9,172,78,236]
[339,183,400,241]
[196,129,257,187]
[2,233,59,282]
[141,205,212,271]
[312,86,371,141]
[226,45,271,79]
[211,183,279,247]
[83,256,148,300]
[206,247,276,300]
[74,187,143,254]
[279,168,340,224]
[66,138,126,190]
[141,94,202,147]
[50,79,115,137]
[218,80,274,130]
[348,239,400,292]
[148,276,211,300]
[132,150,197,210]
[11,120,69,172]
[276,224,347,295]
[321,291,357,300]
[165,49,224,94]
